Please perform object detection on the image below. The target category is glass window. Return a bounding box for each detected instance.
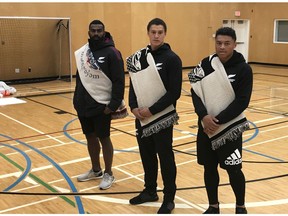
[274,19,288,43]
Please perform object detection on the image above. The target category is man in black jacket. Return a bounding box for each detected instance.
[189,27,253,214]
[73,20,125,190]
[127,18,182,214]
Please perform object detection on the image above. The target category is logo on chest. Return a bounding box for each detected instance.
[228,74,236,82]
[156,63,163,71]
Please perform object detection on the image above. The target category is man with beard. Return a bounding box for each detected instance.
[73,20,125,190]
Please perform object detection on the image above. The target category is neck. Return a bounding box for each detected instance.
[220,54,233,63]
[151,42,164,51]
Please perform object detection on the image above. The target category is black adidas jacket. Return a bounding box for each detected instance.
[73,32,125,117]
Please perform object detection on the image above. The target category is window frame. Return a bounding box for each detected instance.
[273,19,288,44]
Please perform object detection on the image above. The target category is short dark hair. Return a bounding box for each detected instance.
[215,27,236,41]
[89,20,105,30]
[147,18,167,32]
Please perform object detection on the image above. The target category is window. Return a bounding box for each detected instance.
[274,19,288,43]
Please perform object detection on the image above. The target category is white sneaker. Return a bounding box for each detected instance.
[77,169,103,182]
[0,81,16,95]
[9,87,16,94]
[99,173,115,190]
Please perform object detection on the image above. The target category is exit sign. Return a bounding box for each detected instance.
[235,11,241,17]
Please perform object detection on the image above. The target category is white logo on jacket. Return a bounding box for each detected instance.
[228,74,236,82]
[156,63,163,70]
[98,57,105,63]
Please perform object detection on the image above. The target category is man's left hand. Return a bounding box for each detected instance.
[104,106,112,114]
[139,107,152,118]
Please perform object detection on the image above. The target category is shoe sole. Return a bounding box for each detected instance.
[77,175,103,182]
[130,197,159,205]
[99,178,116,190]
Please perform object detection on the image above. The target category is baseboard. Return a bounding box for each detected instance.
[248,62,288,67]
[5,75,73,85]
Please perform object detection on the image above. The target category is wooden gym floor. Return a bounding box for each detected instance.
[0,64,287,214]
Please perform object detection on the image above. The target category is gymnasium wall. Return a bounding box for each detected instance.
[0,2,287,81]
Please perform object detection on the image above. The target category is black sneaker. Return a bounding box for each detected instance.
[129,190,159,205]
[203,206,220,214]
[157,202,175,214]
[236,207,247,214]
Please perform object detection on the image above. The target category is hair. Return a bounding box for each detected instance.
[215,27,237,41]
[147,18,167,32]
[89,20,105,30]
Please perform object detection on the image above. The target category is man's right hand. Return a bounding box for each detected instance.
[202,115,219,135]
[132,108,145,121]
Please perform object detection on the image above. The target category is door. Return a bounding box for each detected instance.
[222,19,250,62]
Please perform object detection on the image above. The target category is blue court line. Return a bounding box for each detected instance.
[63,118,86,145]
[0,134,85,214]
[173,120,285,162]
[243,121,285,162]
[63,118,139,153]
[63,118,284,162]
[243,148,285,162]
[243,121,259,143]
[0,142,31,191]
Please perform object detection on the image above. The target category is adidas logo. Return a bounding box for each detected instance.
[224,149,242,165]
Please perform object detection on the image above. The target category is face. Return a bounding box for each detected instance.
[215,35,236,63]
[147,24,166,51]
[88,24,105,40]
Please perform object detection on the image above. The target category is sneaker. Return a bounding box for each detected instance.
[236,207,247,214]
[99,173,115,190]
[203,206,220,214]
[157,201,175,214]
[77,169,103,182]
[129,190,159,205]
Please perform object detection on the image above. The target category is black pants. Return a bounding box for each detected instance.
[136,120,177,203]
[197,125,246,206]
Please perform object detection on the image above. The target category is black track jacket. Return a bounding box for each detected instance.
[192,50,253,125]
[129,43,182,115]
[73,32,125,117]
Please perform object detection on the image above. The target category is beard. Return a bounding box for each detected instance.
[88,37,104,51]
[91,35,104,41]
